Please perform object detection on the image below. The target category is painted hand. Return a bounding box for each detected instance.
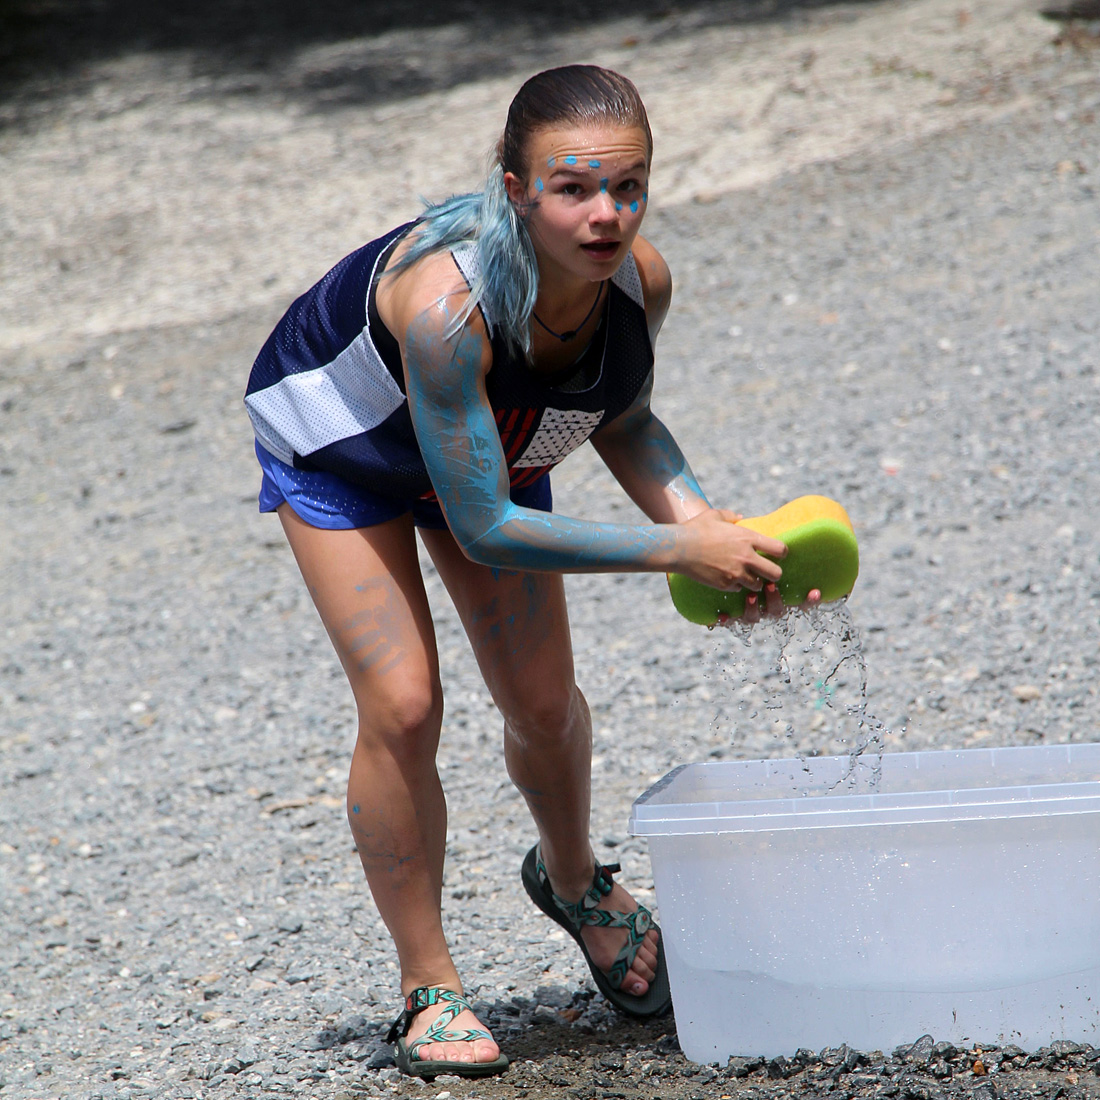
[677,508,786,592]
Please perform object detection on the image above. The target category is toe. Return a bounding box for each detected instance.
[418,1036,499,1065]
[472,1036,500,1063]
[406,1000,500,1067]
[633,929,660,981]
[618,927,660,994]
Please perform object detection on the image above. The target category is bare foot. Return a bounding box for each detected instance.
[547,867,660,997]
[402,990,500,1067]
[578,878,659,996]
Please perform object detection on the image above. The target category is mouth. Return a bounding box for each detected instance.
[581,240,620,261]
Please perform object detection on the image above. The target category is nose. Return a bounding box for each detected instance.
[590,189,619,225]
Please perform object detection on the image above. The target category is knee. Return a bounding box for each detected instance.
[354,681,444,761]
[504,681,589,750]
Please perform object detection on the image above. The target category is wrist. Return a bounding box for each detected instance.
[663,522,698,573]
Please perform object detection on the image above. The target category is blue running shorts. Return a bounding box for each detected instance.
[255,441,552,531]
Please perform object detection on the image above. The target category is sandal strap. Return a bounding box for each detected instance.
[386,985,452,1043]
[534,846,654,987]
[385,987,492,1059]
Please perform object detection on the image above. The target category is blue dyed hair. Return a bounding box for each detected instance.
[392,65,652,360]
[395,165,538,358]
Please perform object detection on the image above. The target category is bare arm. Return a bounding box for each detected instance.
[402,301,680,572]
[591,372,712,524]
[400,299,783,588]
[592,237,709,523]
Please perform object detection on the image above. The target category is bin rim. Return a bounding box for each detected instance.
[629,743,1100,836]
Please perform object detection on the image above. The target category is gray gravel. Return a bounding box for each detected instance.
[3,7,1100,1100]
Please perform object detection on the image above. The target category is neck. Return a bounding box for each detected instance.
[533,266,604,320]
[533,281,604,343]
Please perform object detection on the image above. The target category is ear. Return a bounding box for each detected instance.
[503,170,528,206]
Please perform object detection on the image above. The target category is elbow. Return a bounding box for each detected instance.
[461,526,516,568]
[443,508,516,568]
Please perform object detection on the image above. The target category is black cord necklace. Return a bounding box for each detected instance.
[533,283,604,342]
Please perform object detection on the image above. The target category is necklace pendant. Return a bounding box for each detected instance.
[533,282,604,343]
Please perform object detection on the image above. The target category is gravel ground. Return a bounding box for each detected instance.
[2,2,1100,1098]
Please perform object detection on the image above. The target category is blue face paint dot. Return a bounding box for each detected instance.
[615,202,623,211]
[630,200,639,213]
[588,159,601,168]
[547,156,556,167]
[642,191,649,204]
[564,155,578,165]
[352,804,360,814]
[535,177,544,192]
[600,178,608,192]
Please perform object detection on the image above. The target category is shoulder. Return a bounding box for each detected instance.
[628,235,672,340]
[376,242,493,376]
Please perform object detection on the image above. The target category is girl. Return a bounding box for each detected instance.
[245,64,801,1078]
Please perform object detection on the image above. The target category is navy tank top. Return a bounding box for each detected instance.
[244,224,654,501]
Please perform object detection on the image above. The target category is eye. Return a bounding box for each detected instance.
[617,178,643,194]
[561,182,584,196]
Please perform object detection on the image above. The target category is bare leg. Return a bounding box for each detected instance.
[277,505,498,1066]
[421,528,659,996]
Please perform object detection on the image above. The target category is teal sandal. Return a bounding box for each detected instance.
[386,986,509,1079]
[521,844,672,1018]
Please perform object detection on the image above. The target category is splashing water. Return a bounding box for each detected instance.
[704,601,892,788]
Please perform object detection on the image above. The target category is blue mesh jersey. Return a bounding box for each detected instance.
[244,223,655,505]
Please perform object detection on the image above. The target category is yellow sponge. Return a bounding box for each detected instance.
[668,495,859,625]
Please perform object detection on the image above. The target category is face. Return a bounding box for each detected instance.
[504,123,651,284]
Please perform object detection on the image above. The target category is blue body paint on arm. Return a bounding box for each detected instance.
[403,308,685,573]
[591,373,712,517]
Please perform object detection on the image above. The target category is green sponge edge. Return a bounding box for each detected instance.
[667,517,860,626]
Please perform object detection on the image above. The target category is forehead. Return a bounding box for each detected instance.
[525,123,650,171]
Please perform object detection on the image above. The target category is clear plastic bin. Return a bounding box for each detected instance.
[629,744,1100,1062]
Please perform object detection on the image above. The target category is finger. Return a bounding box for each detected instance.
[713,509,745,524]
[743,591,761,624]
[763,583,784,617]
[801,588,822,611]
[736,524,787,560]
[751,534,788,560]
[752,554,784,584]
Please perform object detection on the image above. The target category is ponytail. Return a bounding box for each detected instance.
[388,164,538,359]
[471,164,538,357]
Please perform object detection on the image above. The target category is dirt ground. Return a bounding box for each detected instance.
[0,0,1069,352]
